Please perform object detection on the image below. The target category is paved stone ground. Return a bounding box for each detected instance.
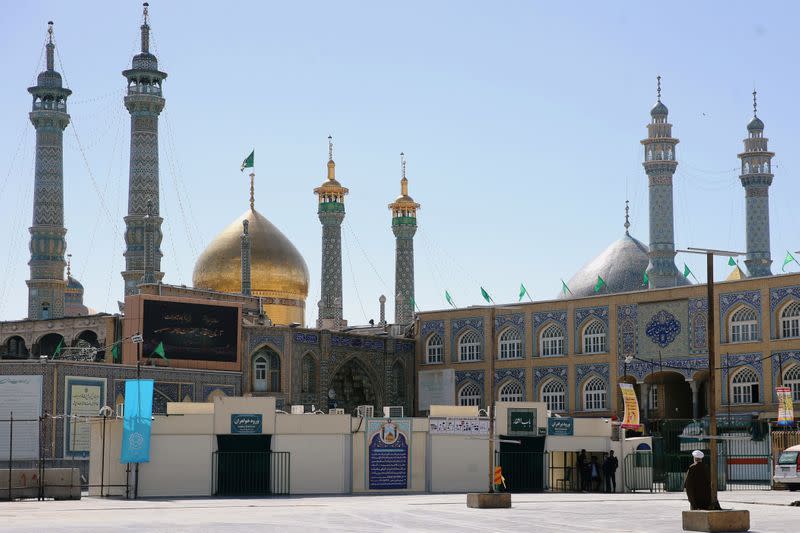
[2,491,799,532]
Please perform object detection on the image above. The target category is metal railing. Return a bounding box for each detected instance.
[494,451,547,493]
[212,451,290,496]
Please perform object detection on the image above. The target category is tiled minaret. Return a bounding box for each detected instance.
[389,153,420,325]
[642,76,682,288]
[122,3,166,295]
[27,22,71,320]
[314,136,348,329]
[738,91,774,277]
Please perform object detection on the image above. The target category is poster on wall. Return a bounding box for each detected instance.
[619,383,641,430]
[777,387,794,426]
[64,376,106,457]
[366,418,411,490]
[0,375,43,460]
[429,416,489,435]
[417,369,455,411]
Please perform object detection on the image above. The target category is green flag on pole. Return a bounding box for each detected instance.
[480,287,493,303]
[643,271,649,286]
[445,291,456,308]
[728,257,736,267]
[151,341,167,361]
[683,263,692,278]
[594,275,606,293]
[561,279,572,296]
[240,150,254,172]
[409,295,417,311]
[53,339,63,358]
[518,283,528,302]
[111,344,120,363]
[782,251,799,272]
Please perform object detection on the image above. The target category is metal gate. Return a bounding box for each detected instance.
[212,451,290,496]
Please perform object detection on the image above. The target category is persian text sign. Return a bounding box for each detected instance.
[507,408,537,436]
[0,375,42,460]
[777,387,794,426]
[429,416,489,435]
[547,417,574,436]
[231,414,262,434]
[120,380,154,464]
[367,418,411,490]
[619,383,640,430]
[64,377,106,457]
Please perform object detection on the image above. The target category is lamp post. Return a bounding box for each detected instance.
[681,247,743,509]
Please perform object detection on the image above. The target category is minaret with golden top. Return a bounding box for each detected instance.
[389,153,420,325]
[314,136,348,329]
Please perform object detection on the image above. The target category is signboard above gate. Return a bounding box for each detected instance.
[231,413,262,434]
[547,417,574,436]
[507,408,537,436]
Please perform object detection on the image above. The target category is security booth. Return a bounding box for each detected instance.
[545,416,621,492]
[495,402,548,492]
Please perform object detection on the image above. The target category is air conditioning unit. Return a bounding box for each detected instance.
[383,406,404,418]
[290,405,305,414]
[329,408,345,415]
[356,405,374,418]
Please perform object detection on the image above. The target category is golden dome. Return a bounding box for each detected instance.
[192,207,310,325]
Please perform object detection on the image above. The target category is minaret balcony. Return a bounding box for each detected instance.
[318,201,345,213]
[392,215,417,227]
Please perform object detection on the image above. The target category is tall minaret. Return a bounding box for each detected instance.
[642,76,681,288]
[27,22,71,320]
[314,136,348,329]
[738,91,774,277]
[122,2,167,295]
[389,153,420,325]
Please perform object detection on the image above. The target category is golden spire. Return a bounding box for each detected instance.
[249,172,255,210]
[388,152,420,215]
[400,152,408,196]
[327,135,335,181]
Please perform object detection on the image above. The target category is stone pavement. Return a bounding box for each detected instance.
[1,491,799,532]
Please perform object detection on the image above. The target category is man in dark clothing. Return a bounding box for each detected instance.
[576,449,588,491]
[684,450,712,510]
[589,456,602,492]
[603,450,619,493]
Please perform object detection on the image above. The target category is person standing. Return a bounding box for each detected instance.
[684,450,712,510]
[603,450,619,493]
[590,456,601,492]
[576,449,588,492]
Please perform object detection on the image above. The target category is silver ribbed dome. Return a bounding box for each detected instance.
[747,116,764,132]
[560,233,649,299]
[36,70,63,89]
[651,101,668,117]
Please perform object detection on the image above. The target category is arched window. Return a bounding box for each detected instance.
[426,333,443,364]
[458,330,482,362]
[729,306,757,343]
[780,302,800,339]
[301,354,316,394]
[731,367,759,404]
[541,379,566,412]
[252,347,280,393]
[582,320,607,354]
[583,377,607,411]
[41,302,50,320]
[392,361,405,401]
[784,365,800,402]
[498,381,523,402]
[540,324,564,357]
[458,382,482,406]
[649,385,659,410]
[498,328,521,359]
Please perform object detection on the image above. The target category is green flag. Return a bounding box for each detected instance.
[151,341,167,361]
[111,344,120,363]
[409,295,417,311]
[518,283,528,302]
[782,251,798,272]
[643,270,649,286]
[728,257,736,267]
[683,263,692,278]
[53,339,63,358]
[445,290,456,308]
[480,286,493,303]
[594,276,606,293]
[561,279,572,296]
[240,150,254,172]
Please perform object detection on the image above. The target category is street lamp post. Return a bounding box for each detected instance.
[131,332,144,499]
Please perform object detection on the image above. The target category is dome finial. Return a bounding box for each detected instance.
[327,135,336,181]
[656,75,661,102]
[624,200,630,235]
[753,89,758,117]
[140,2,150,53]
[66,253,72,277]
[249,172,255,210]
[400,152,408,196]
[46,21,55,70]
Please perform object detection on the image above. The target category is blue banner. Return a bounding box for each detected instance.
[120,379,154,464]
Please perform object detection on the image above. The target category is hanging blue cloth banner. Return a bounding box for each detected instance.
[120,379,154,464]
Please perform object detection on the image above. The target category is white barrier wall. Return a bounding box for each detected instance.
[428,435,488,493]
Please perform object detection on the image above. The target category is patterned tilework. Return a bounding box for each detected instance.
[574,306,609,352]
[249,334,285,353]
[455,369,485,386]
[772,351,800,401]
[618,355,707,382]
[330,335,384,351]
[293,332,320,344]
[617,304,638,358]
[719,290,761,343]
[688,298,709,354]
[420,319,444,339]
[770,286,800,338]
[533,366,569,409]
[496,313,525,356]
[645,309,682,348]
[450,317,484,362]
[721,352,763,404]
[575,363,609,410]
[202,384,236,400]
[395,341,414,353]
[532,311,567,357]
[495,368,526,400]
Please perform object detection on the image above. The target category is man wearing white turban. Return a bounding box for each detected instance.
[684,450,712,510]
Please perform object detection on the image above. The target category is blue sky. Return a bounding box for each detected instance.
[0,1,798,323]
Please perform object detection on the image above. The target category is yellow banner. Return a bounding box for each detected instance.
[777,387,794,426]
[619,383,640,430]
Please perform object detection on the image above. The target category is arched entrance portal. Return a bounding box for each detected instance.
[645,371,692,420]
[330,358,379,414]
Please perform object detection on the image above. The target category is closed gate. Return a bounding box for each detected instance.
[496,436,546,492]
[213,435,290,496]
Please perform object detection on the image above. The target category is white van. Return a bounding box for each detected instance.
[773,444,800,491]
